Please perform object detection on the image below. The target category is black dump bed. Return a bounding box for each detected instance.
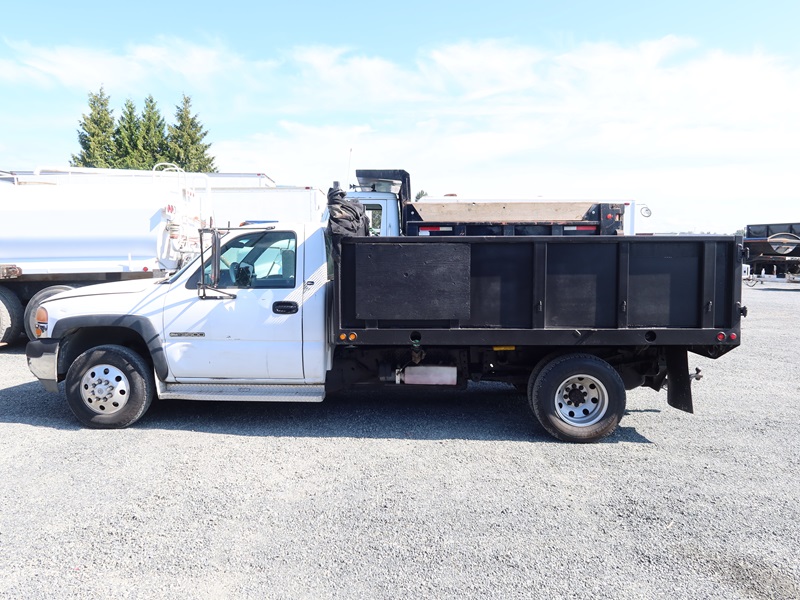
[744,222,800,257]
[334,235,744,349]
[745,222,800,239]
[743,222,800,275]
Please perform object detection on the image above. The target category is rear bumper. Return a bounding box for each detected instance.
[26,339,60,393]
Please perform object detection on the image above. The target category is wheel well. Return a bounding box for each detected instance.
[57,327,152,380]
[524,347,660,391]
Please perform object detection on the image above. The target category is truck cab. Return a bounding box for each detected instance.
[163,223,330,384]
[343,171,403,237]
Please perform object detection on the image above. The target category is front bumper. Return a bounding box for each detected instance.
[26,339,60,393]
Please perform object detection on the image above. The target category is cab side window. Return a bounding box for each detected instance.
[199,231,298,289]
[364,204,383,236]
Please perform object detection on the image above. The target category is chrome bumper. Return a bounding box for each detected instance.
[26,339,60,393]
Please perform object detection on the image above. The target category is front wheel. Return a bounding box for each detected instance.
[529,354,626,443]
[65,345,155,428]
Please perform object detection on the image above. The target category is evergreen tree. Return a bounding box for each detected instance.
[71,87,116,168]
[113,99,146,169]
[72,91,216,172]
[140,95,168,168]
[166,94,217,172]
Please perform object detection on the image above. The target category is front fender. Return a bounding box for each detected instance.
[51,315,169,381]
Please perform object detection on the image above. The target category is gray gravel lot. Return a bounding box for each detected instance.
[1,283,798,599]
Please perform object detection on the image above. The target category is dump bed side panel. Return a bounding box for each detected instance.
[334,235,742,348]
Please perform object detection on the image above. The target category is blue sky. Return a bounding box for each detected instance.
[2,0,799,233]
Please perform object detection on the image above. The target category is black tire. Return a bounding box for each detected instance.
[24,285,75,340]
[526,351,566,400]
[65,345,155,428]
[513,352,565,397]
[529,353,626,443]
[0,285,24,345]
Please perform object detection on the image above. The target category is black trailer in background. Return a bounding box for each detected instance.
[743,222,800,278]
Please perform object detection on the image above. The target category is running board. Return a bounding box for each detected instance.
[156,381,325,402]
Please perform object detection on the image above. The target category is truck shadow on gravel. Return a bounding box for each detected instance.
[0,380,79,430]
[143,386,652,444]
[0,377,652,444]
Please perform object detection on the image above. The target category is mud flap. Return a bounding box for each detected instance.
[666,347,693,413]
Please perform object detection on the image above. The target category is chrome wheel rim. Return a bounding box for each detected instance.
[554,373,608,427]
[79,364,130,415]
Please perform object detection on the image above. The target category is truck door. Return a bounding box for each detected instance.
[360,197,400,236]
[162,229,304,381]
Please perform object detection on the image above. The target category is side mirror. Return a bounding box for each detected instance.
[210,229,222,287]
[197,227,236,299]
[198,228,222,291]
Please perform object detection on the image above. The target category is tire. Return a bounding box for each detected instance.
[24,285,75,340]
[525,351,566,399]
[0,285,24,345]
[529,353,626,443]
[511,352,566,397]
[65,345,155,428]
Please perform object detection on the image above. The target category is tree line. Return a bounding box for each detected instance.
[71,87,217,172]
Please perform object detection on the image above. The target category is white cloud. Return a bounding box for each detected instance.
[0,37,279,95]
[423,40,545,100]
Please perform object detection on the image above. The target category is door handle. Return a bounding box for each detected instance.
[273,301,298,315]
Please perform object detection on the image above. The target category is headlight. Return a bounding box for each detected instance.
[34,306,48,337]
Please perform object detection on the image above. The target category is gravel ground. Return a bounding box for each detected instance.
[0,282,798,599]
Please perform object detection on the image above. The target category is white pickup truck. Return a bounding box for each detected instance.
[27,221,330,409]
[26,199,744,442]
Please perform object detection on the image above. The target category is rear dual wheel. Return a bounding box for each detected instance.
[528,353,626,443]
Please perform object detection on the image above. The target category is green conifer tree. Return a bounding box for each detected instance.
[140,95,168,168]
[113,99,147,169]
[70,87,116,168]
[166,94,217,172]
